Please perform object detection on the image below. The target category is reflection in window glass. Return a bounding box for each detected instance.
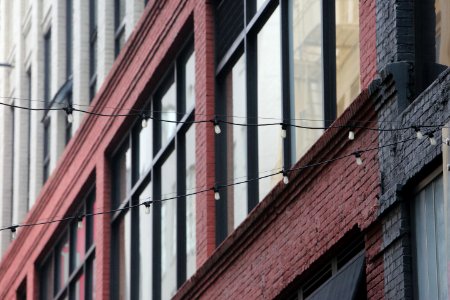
[161,152,177,300]
[57,236,70,293]
[257,7,283,201]
[73,273,85,300]
[139,183,153,300]
[74,217,86,268]
[185,52,196,112]
[225,55,248,228]
[436,0,450,66]
[160,83,177,146]
[118,212,131,300]
[115,144,132,208]
[291,0,324,160]
[139,120,153,177]
[185,125,196,277]
[335,0,360,116]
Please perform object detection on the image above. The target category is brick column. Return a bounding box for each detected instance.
[194,0,216,267]
[360,0,377,88]
[95,152,112,300]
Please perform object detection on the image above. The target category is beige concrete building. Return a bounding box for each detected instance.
[0,0,146,256]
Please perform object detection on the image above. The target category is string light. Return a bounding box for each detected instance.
[63,105,74,124]
[144,201,151,214]
[348,126,355,140]
[10,225,17,239]
[428,133,437,145]
[141,113,149,128]
[213,119,221,134]
[353,151,363,166]
[281,123,287,139]
[77,215,83,229]
[214,185,221,200]
[444,138,450,146]
[282,169,289,184]
[413,126,423,140]
[0,135,435,233]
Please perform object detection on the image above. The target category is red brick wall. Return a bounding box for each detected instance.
[175,91,384,300]
[0,0,202,298]
[360,0,377,88]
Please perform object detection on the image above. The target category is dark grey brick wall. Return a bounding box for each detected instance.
[375,63,449,300]
[376,0,415,70]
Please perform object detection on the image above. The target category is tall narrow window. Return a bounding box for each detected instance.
[111,44,195,300]
[26,69,32,210]
[257,6,283,200]
[43,30,52,182]
[436,0,450,66]
[335,0,360,115]
[412,174,448,300]
[215,0,361,241]
[39,191,96,300]
[89,0,98,101]
[115,0,126,57]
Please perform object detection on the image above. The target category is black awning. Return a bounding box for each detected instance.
[306,252,365,300]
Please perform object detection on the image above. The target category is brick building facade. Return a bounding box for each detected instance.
[0,0,448,299]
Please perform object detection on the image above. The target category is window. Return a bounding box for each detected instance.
[115,0,126,57]
[435,0,450,66]
[39,191,96,300]
[89,0,98,101]
[215,0,360,241]
[285,237,366,300]
[412,173,448,300]
[111,44,196,300]
[26,69,32,210]
[43,29,51,182]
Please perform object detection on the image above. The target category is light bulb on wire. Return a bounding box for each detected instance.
[141,113,149,128]
[281,123,287,139]
[64,105,74,124]
[144,201,151,214]
[213,119,221,135]
[282,169,289,184]
[214,186,220,200]
[353,151,363,166]
[413,126,423,140]
[10,226,17,240]
[77,215,83,229]
[348,130,355,140]
[428,133,437,145]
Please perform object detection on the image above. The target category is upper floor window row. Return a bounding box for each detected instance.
[215,0,360,241]
[111,43,196,300]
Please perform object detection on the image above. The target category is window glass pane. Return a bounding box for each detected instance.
[185,125,196,277]
[40,258,54,300]
[185,52,196,112]
[436,0,450,66]
[257,7,283,201]
[414,175,448,300]
[114,144,131,208]
[139,183,153,300]
[118,212,131,300]
[160,82,177,146]
[73,273,85,300]
[291,0,324,160]
[225,55,248,228]
[139,117,153,177]
[335,0,360,116]
[161,152,177,300]
[56,235,70,293]
[74,215,86,268]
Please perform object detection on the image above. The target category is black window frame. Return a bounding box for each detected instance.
[110,40,196,300]
[38,189,96,300]
[214,0,357,244]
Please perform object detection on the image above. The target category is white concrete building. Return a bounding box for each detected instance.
[0,0,146,256]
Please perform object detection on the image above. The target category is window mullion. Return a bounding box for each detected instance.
[322,0,336,126]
